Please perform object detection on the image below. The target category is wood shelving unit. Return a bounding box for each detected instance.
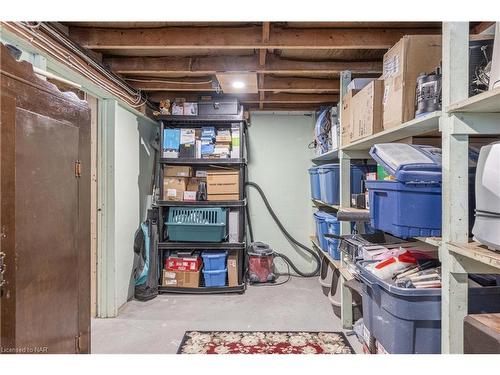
[157,106,248,294]
[327,23,500,353]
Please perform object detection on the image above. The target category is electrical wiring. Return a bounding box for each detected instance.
[7,22,147,108]
[125,77,214,85]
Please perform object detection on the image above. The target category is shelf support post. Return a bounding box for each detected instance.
[338,71,354,328]
[441,22,470,354]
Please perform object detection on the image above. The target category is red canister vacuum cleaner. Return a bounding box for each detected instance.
[247,242,277,283]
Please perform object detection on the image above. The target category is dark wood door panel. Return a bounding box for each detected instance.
[1,43,91,354]
[15,108,80,353]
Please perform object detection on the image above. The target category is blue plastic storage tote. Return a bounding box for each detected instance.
[326,237,340,260]
[357,260,500,354]
[308,167,321,200]
[201,251,227,271]
[367,144,477,239]
[317,164,376,205]
[203,268,227,287]
[325,216,340,259]
[366,180,442,238]
[314,211,336,251]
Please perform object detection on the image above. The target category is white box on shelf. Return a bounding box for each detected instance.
[228,210,239,243]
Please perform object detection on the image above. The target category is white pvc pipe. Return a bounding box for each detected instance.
[32,66,82,89]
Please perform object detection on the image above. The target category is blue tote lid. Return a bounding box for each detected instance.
[370,143,479,183]
[369,144,443,183]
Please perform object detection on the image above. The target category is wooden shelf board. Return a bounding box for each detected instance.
[415,237,442,247]
[311,199,340,211]
[312,148,339,162]
[448,87,500,113]
[341,111,441,151]
[448,241,500,270]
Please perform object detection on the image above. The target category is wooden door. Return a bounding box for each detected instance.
[0,44,91,354]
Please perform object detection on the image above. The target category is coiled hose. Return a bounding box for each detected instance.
[245,181,320,277]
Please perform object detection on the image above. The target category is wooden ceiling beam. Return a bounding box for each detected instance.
[69,25,439,50]
[104,55,382,75]
[259,22,270,109]
[128,76,340,93]
[147,91,338,104]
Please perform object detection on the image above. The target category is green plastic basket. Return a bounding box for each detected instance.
[166,207,227,242]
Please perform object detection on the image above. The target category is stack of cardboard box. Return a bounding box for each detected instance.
[162,253,202,288]
[341,35,442,147]
[206,169,239,201]
[163,166,192,201]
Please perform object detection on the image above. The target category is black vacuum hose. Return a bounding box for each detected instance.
[245,181,320,277]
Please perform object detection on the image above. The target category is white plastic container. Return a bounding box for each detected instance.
[473,142,500,250]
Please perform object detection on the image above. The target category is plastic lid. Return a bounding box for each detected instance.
[370,144,442,183]
[314,211,335,220]
[201,251,227,258]
[317,163,339,171]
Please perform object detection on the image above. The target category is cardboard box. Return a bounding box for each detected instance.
[163,177,187,201]
[162,269,200,288]
[207,194,240,201]
[183,191,197,201]
[164,165,192,178]
[183,102,198,116]
[341,89,359,146]
[171,102,183,115]
[187,177,206,191]
[207,170,239,195]
[227,252,239,287]
[382,35,442,129]
[351,80,384,141]
[216,134,232,143]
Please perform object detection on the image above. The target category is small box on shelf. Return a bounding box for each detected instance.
[162,269,200,288]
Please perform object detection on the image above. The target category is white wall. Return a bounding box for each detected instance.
[247,112,316,273]
[113,105,157,307]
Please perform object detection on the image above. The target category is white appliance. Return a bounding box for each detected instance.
[489,23,500,90]
[472,142,500,250]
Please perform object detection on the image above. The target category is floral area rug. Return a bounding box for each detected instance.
[177,331,355,354]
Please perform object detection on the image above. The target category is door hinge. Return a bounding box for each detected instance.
[75,333,82,353]
[74,160,81,178]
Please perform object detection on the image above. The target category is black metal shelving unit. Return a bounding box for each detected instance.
[156,105,248,294]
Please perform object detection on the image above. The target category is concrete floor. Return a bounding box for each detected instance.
[91,277,362,354]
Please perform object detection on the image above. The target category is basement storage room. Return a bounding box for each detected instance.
[1,18,500,356]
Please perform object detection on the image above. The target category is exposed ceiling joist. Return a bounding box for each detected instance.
[147,91,338,104]
[104,55,382,75]
[127,76,340,93]
[69,25,440,50]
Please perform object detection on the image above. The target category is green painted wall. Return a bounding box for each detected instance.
[247,112,316,274]
[114,104,158,307]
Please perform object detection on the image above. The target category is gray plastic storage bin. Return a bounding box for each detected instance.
[357,260,500,354]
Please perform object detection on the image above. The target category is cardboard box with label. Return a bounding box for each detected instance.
[382,35,442,130]
[162,269,200,288]
[351,80,384,142]
[163,177,187,201]
[207,170,239,201]
[164,165,193,178]
[341,89,359,146]
[227,251,239,287]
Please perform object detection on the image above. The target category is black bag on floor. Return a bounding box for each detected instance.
[133,208,159,301]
